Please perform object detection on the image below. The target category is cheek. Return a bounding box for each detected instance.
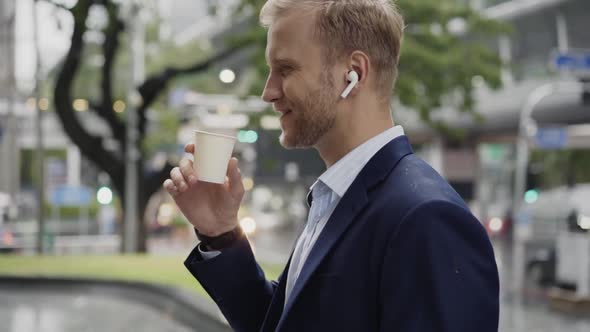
[282,78,299,100]
[282,74,313,104]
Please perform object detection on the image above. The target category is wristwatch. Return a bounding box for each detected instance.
[194,226,243,251]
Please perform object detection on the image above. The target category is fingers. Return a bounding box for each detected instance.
[170,167,188,193]
[163,179,179,196]
[184,143,195,154]
[227,158,245,199]
[179,157,198,185]
[163,159,196,197]
[164,143,196,197]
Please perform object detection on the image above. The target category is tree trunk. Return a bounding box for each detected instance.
[114,160,149,253]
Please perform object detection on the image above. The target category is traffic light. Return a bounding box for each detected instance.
[238,130,258,144]
[524,189,539,204]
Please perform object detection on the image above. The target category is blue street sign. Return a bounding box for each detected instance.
[49,185,93,207]
[552,50,590,74]
[535,127,568,150]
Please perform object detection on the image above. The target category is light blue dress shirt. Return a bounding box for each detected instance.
[285,125,405,301]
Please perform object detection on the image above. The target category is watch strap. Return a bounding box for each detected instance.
[194,226,243,251]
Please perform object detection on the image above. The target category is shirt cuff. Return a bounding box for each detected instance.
[198,243,222,260]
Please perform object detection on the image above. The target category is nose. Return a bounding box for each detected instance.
[261,72,283,104]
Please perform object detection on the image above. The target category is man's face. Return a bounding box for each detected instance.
[262,11,341,149]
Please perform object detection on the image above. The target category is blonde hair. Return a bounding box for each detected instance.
[260,0,404,98]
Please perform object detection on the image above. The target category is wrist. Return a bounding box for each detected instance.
[195,226,243,251]
[196,224,238,237]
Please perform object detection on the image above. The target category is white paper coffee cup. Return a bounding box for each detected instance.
[193,130,237,184]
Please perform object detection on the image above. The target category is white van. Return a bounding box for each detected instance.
[517,183,590,287]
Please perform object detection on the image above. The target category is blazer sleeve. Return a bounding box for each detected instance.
[379,200,500,332]
[184,235,278,332]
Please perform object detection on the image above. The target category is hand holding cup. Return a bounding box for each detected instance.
[163,131,244,237]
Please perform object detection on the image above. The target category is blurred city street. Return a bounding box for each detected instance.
[493,238,590,332]
[1,0,590,330]
[0,290,195,332]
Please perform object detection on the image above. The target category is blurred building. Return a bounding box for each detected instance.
[1,29,104,219]
[402,0,590,222]
[0,0,18,198]
[158,0,239,47]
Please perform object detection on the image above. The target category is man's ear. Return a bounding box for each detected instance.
[349,50,370,89]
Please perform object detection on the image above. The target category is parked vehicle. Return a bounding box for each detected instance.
[0,192,19,253]
[517,184,590,288]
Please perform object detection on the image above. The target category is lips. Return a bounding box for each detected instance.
[275,108,291,119]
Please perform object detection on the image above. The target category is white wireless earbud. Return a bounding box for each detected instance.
[341,70,359,98]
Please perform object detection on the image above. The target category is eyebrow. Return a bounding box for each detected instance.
[265,49,299,67]
[269,57,300,69]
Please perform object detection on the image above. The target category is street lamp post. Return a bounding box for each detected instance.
[32,0,46,254]
[123,2,145,253]
[511,80,583,297]
[125,6,144,253]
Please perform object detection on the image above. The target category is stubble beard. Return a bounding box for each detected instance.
[279,70,339,149]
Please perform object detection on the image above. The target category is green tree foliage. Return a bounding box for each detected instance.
[530,150,590,188]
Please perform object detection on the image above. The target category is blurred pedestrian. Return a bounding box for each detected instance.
[164,0,499,331]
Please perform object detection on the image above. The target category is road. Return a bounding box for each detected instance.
[491,237,590,332]
[500,298,590,332]
[0,289,195,332]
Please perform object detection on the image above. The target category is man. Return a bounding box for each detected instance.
[164,0,499,331]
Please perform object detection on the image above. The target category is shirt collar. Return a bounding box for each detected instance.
[311,125,405,198]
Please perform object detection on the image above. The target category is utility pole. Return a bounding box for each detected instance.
[123,2,145,253]
[32,0,46,254]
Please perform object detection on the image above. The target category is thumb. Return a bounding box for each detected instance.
[184,143,195,154]
[227,158,244,199]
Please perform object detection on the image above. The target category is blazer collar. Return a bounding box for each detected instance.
[274,135,413,331]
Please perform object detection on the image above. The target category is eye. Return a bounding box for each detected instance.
[278,65,294,77]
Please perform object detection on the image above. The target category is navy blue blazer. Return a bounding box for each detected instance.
[185,135,499,332]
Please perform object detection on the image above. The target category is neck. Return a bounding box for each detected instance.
[315,101,394,168]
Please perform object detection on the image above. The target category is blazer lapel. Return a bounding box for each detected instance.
[260,257,290,332]
[275,135,414,331]
[260,222,306,332]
